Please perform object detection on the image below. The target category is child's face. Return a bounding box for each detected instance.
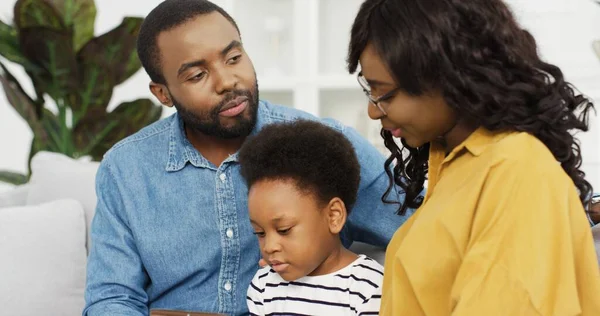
[248,179,345,281]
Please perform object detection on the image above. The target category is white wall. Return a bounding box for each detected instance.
[509,0,600,190]
[1,0,600,190]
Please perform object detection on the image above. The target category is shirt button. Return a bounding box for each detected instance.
[219,173,227,182]
[224,281,232,291]
[226,229,234,238]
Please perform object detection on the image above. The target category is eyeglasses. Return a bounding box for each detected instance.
[357,72,400,116]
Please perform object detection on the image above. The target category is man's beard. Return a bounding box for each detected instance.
[173,82,259,139]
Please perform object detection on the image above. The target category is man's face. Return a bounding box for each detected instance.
[153,12,259,138]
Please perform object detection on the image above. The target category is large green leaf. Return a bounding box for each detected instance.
[25,69,46,111]
[117,17,144,84]
[26,109,68,160]
[14,0,65,30]
[18,26,78,101]
[42,0,96,51]
[77,17,144,85]
[0,19,28,65]
[74,54,115,118]
[0,171,28,185]
[107,99,162,136]
[73,98,162,160]
[122,44,143,84]
[0,61,48,142]
[74,17,144,117]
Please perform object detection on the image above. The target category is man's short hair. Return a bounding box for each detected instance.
[136,0,240,84]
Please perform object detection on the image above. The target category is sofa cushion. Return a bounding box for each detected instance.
[26,152,99,253]
[0,183,30,208]
[0,199,87,316]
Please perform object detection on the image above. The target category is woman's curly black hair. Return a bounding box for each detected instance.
[238,120,361,212]
[347,0,595,215]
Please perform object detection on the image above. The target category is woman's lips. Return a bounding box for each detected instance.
[384,127,403,138]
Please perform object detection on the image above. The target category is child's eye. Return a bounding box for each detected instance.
[253,231,265,238]
[277,228,291,235]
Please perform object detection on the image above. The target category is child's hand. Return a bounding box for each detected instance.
[258,258,268,268]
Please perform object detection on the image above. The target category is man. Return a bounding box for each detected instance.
[83,1,410,315]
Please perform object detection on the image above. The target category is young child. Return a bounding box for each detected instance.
[238,120,384,316]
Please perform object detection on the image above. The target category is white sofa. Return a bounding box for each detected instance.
[0,152,99,316]
[0,152,386,316]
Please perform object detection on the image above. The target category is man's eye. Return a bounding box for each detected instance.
[253,231,265,238]
[190,72,205,81]
[227,55,242,64]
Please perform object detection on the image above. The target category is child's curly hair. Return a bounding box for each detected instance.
[238,120,361,212]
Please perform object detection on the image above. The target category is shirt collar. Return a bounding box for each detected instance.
[425,127,509,202]
[440,126,508,162]
[165,113,210,172]
[165,100,272,172]
[462,127,505,156]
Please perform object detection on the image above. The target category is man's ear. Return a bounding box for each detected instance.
[149,82,173,107]
[325,197,348,234]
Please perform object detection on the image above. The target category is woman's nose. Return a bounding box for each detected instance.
[368,102,385,120]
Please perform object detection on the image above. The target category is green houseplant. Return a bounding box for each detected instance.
[0,0,162,184]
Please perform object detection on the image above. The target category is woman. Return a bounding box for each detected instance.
[347,0,600,314]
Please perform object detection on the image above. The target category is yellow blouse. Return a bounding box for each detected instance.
[380,128,600,315]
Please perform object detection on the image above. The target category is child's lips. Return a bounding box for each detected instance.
[271,262,289,273]
[269,260,290,273]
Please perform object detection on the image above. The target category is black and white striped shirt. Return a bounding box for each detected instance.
[246,255,383,315]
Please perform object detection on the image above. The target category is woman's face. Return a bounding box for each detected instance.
[358,43,457,148]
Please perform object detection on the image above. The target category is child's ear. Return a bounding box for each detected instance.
[325,197,347,234]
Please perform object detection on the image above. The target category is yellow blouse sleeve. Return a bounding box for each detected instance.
[449,160,600,315]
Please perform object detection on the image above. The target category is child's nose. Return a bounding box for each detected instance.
[263,236,282,254]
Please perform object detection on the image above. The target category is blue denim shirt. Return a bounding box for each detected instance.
[83,101,411,316]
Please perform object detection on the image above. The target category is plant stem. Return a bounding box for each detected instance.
[57,99,73,157]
